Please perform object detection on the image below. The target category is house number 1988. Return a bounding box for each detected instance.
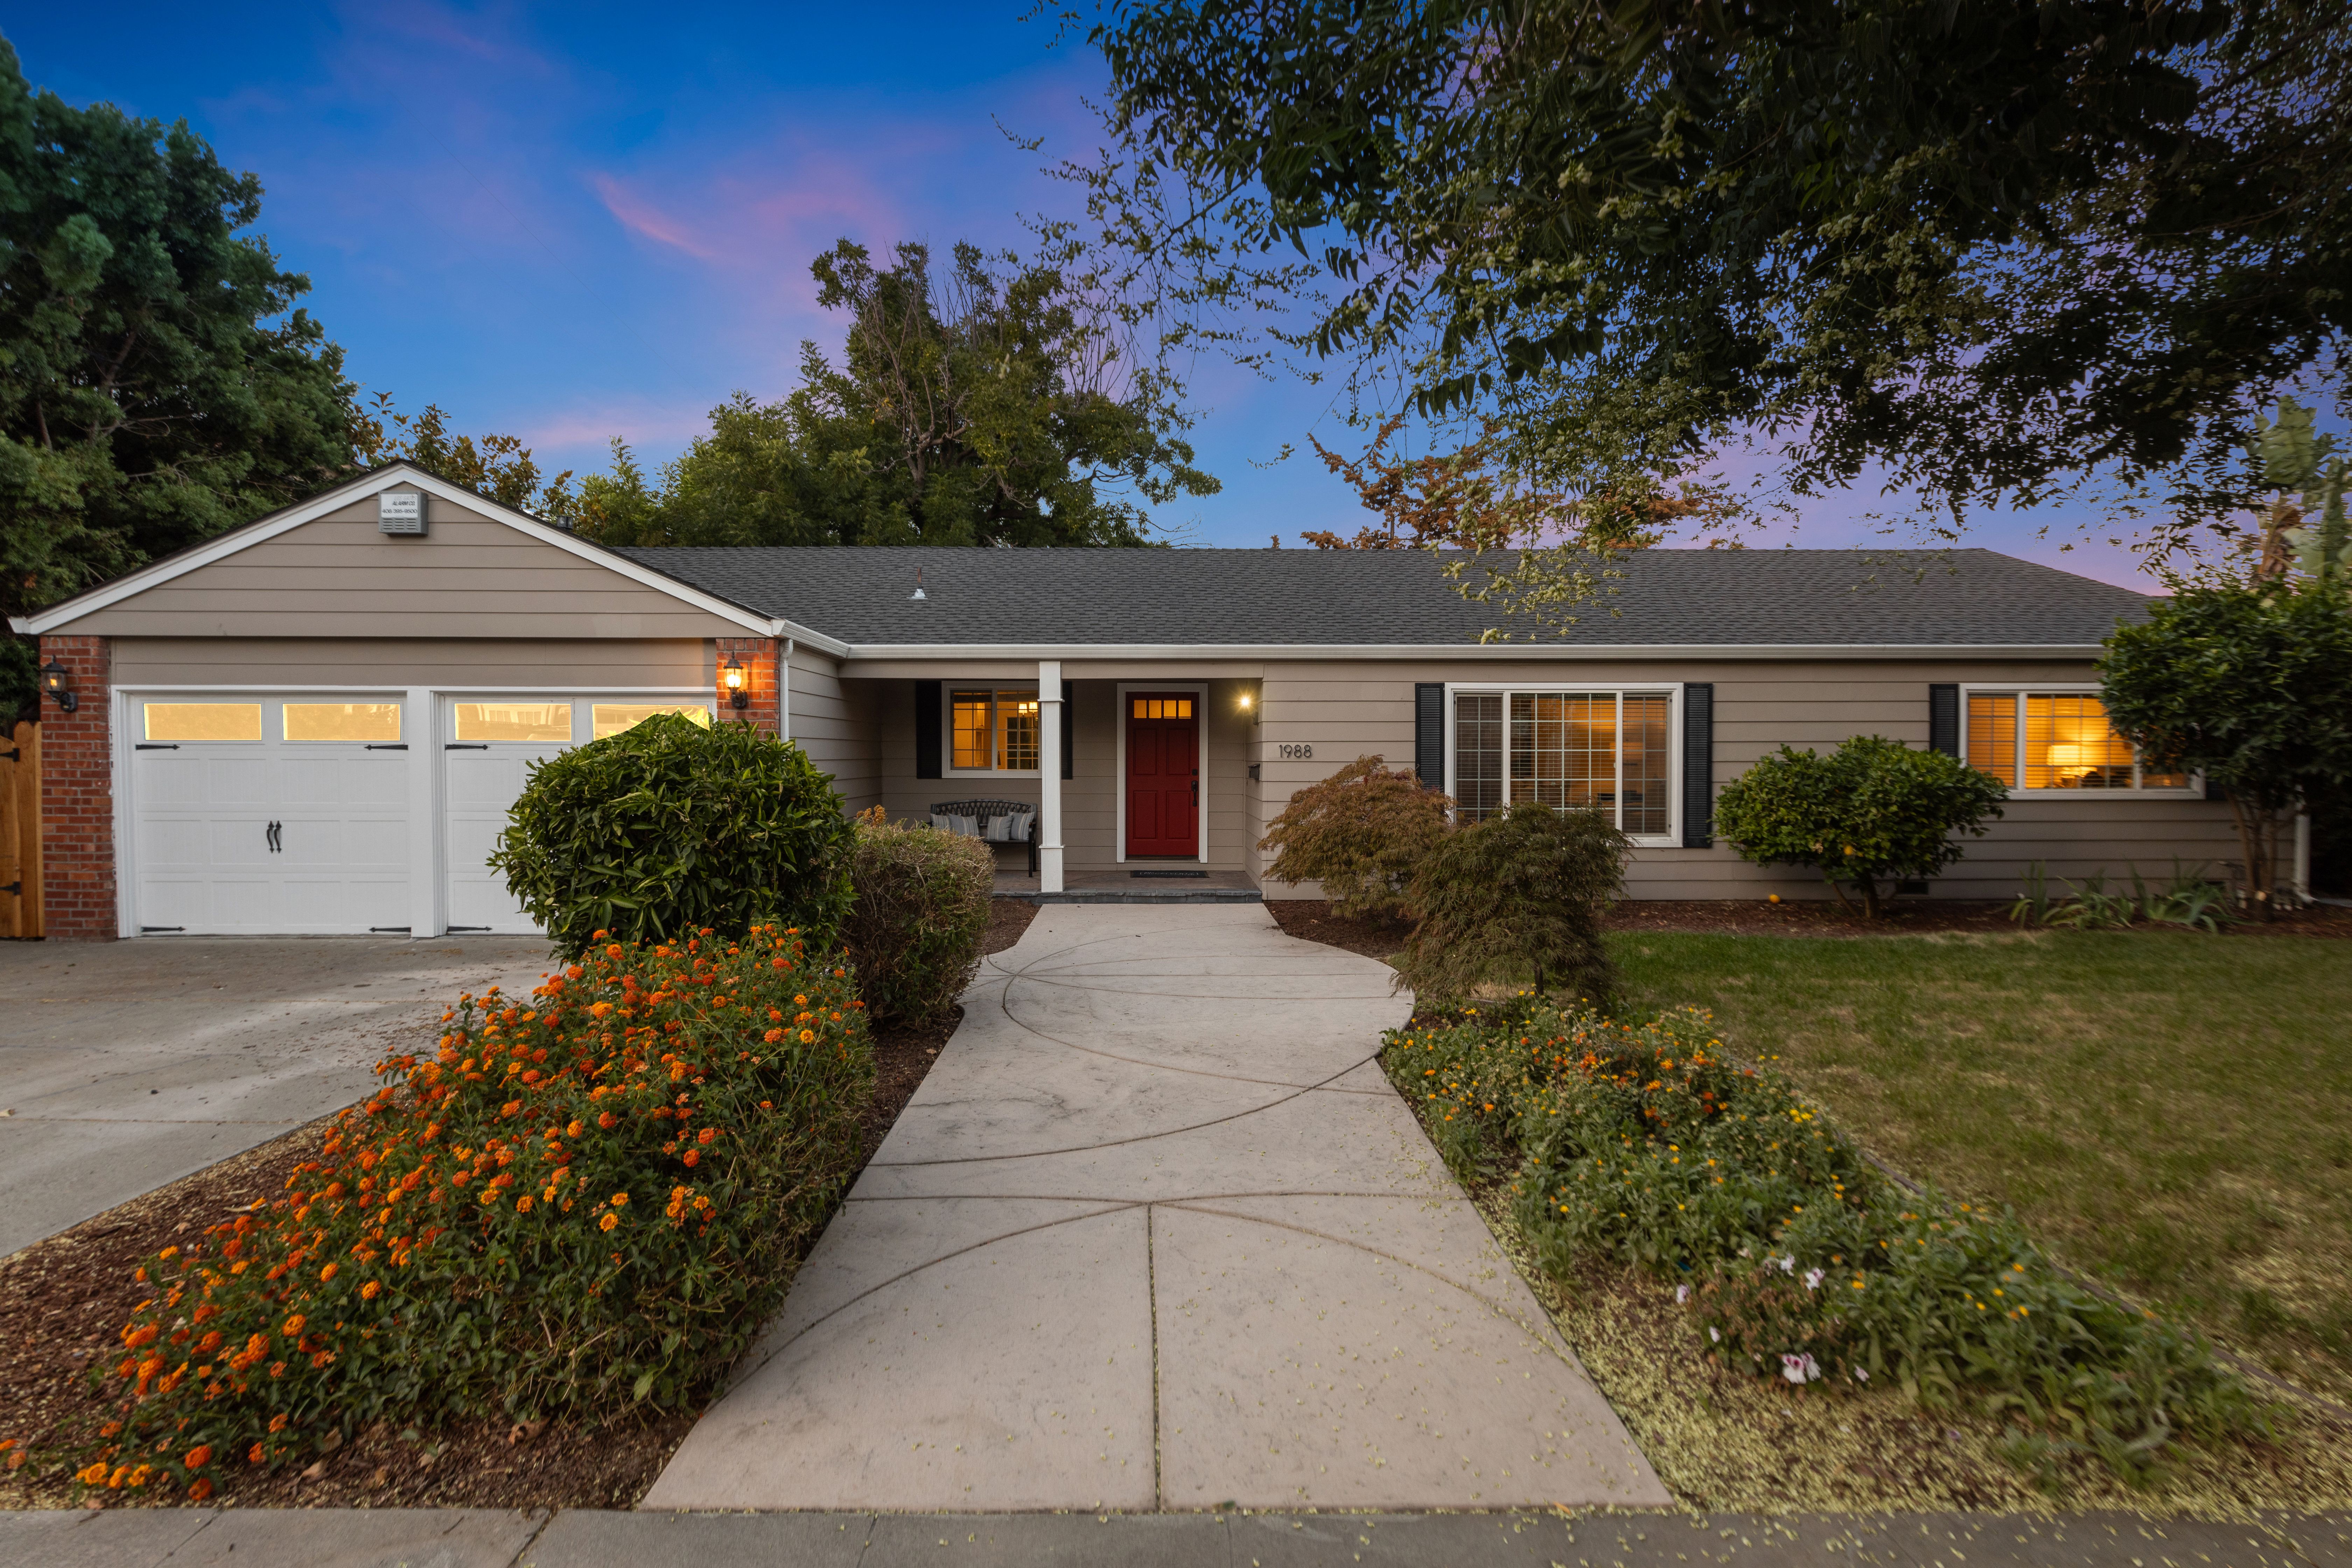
[1276,743,1314,760]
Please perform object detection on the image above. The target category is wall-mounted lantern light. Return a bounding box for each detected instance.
[40,654,77,713]
[722,654,748,709]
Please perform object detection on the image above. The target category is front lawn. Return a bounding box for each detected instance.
[1611,928,2352,1403]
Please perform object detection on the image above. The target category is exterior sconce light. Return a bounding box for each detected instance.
[40,654,77,713]
[722,654,748,710]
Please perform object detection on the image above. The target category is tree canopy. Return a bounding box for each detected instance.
[569,237,1217,548]
[0,35,355,714]
[1086,0,2349,540]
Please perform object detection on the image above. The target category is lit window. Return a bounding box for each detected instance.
[1964,691,2188,791]
[454,702,572,742]
[592,703,712,740]
[1452,690,1672,835]
[950,689,1041,771]
[144,703,262,742]
[284,703,401,743]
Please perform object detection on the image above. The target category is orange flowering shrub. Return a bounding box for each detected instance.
[80,925,870,1500]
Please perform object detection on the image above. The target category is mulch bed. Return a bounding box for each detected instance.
[1270,895,2352,946]
[0,905,1044,1514]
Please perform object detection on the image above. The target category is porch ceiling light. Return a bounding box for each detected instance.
[722,654,748,709]
[39,653,77,713]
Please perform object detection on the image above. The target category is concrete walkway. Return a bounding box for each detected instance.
[8,1507,2347,1568]
[0,937,554,1257]
[645,903,1668,1513]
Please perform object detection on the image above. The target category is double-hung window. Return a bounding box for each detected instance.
[1962,689,2190,792]
[1450,688,1675,839]
[949,687,1041,774]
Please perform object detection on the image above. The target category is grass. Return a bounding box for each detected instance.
[1609,927,2352,1405]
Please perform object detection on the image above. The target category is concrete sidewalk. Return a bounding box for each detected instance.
[5,1508,2345,1568]
[645,902,1666,1513]
[0,937,553,1257]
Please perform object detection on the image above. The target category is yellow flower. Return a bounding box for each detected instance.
[599,1212,620,1232]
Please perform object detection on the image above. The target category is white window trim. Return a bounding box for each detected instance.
[1443,683,1682,848]
[1113,681,1211,864]
[1957,684,2202,797]
[943,683,1044,778]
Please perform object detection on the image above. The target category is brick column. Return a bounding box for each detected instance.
[715,637,782,737]
[39,634,117,941]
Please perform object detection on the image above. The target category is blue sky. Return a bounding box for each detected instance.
[9,4,2190,587]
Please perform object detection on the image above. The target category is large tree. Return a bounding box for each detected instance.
[1085,0,2348,553]
[571,236,1218,548]
[0,36,357,714]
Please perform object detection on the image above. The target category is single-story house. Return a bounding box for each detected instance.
[10,461,2236,940]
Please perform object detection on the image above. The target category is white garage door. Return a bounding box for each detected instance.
[132,697,414,936]
[442,698,712,934]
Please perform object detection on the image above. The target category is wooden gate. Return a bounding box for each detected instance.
[1,719,41,939]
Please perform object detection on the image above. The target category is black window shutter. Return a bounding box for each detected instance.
[1414,683,1444,788]
[1062,680,1074,780]
[1928,684,1960,757]
[2205,775,2225,802]
[915,680,941,779]
[1681,684,1714,848]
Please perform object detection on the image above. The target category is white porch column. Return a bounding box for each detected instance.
[1037,661,1064,893]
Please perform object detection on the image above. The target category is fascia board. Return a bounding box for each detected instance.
[835,642,2107,661]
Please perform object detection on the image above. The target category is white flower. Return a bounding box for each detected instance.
[1737,1246,1752,1259]
[1709,1327,1721,1343]
[1775,1255,1795,1274]
[1781,1352,1821,1385]
[1676,1284,1691,1304]
[1850,1366,1870,1383]
[1802,1268,1825,1292]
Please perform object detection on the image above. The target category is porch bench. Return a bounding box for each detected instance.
[929,798,1039,877]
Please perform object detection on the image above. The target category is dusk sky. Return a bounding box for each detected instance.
[9,4,2194,587]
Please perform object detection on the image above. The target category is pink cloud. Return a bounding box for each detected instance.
[592,174,721,260]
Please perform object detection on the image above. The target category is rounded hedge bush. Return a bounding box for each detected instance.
[844,810,995,1026]
[488,715,855,958]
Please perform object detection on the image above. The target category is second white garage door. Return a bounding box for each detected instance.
[442,698,712,934]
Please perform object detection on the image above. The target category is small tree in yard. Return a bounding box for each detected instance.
[2100,581,2352,918]
[1715,737,2009,918]
[1259,754,1451,922]
[1392,802,1628,1007]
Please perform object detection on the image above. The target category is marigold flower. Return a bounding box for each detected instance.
[185,1445,213,1470]
[77,1461,110,1485]
[799,1029,815,1044]
[610,1192,629,1206]
[683,1150,700,1168]
[249,1443,265,1464]
[763,1028,783,1044]
[188,1478,214,1501]
[361,1281,382,1300]
[599,1212,620,1232]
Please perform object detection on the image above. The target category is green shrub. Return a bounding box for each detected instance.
[1714,735,2009,917]
[489,715,855,958]
[844,808,995,1025]
[83,927,871,1502]
[1257,754,1451,921]
[1383,1001,2259,1476]
[1391,800,1626,1006]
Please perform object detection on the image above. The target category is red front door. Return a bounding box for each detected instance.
[1125,693,1199,858]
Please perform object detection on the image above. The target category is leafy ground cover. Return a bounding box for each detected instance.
[1611,930,2352,1406]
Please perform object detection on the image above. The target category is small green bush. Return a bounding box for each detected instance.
[489,715,855,958]
[845,808,995,1025]
[1714,735,2009,917]
[1384,1002,2259,1477]
[1391,800,1626,1006]
[1258,754,1451,921]
[84,926,871,1501]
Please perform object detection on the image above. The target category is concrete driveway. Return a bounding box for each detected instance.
[646,902,1668,1514]
[0,936,554,1258]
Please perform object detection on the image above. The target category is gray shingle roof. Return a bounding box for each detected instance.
[614,545,2154,647]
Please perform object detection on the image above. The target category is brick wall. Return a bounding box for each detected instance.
[39,634,116,940]
[714,637,780,736]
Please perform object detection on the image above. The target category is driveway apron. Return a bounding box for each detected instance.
[646,903,1668,1513]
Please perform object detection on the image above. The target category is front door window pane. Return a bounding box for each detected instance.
[592,703,711,740]
[1967,693,2018,785]
[144,703,262,742]
[1454,693,1504,822]
[1621,695,1670,835]
[455,702,572,743]
[284,702,401,743]
[2025,694,2133,789]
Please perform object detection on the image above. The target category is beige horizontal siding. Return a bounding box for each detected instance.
[72,502,746,639]
[789,648,880,815]
[109,638,709,688]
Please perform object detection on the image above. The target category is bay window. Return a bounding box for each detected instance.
[950,687,1041,773]
[1451,688,1673,837]
[1964,690,2189,792]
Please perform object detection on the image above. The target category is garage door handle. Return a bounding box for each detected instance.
[266,820,281,854]
[365,743,408,751]
[446,743,490,750]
